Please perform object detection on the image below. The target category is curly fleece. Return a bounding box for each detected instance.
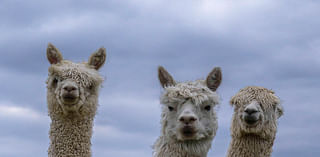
[227,86,283,157]
[47,60,103,157]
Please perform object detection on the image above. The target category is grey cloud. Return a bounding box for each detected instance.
[1,0,320,157]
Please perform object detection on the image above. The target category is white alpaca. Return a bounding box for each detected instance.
[227,86,284,157]
[153,66,222,157]
[46,43,106,157]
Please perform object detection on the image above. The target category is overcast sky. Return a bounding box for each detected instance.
[0,0,319,157]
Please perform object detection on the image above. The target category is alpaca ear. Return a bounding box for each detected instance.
[276,104,284,119]
[158,66,176,88]
[206,67,222,91]
[47,43,63,64]
[88,47,106,70]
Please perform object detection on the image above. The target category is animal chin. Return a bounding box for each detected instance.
[60,100,82,115]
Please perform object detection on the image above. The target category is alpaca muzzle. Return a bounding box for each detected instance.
[243,109,260,125]
[243,101,260,125]
[60,82,80,105]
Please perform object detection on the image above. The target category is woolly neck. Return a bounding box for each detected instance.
[153,136,213,157]
[48,116,94,157]
[227,134,275,157]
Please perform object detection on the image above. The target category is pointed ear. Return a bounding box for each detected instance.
[158,66,176,88]
[88,47,106,70]
[206,67,222,91]
[47,43,63,64]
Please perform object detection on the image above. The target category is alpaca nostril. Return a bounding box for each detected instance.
[190,117,197,122]
[179,116,197,124]
[63,86,77,92]
[179,117,185,122]
[245,108,258,115]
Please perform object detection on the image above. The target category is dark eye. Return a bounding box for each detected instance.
[204,105,211,111]
[168,106,174,111]
[52,78,58,86]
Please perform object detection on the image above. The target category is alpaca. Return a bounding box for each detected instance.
[46,43,106,157]
[153,66,222,157]
[227,86,284,157]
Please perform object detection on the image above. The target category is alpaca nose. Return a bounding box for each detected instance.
[179,115,197,125]
[245,108,258,115]
[63,86,77,92]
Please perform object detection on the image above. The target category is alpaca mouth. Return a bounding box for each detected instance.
[62,94,78,105]
[181,126,196,138]
[244,115,259,125]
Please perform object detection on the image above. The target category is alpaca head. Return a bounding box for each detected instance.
[46,43,106,117]
[158,66,222,142]
[230,86,283,138]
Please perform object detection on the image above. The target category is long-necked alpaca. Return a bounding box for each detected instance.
[227,86,284,157]
[153,66,222,157]
[46,43,106,157]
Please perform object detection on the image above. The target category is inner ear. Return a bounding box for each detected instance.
[47,43,63,64]
[158,66,176,88]
[88,47,106,70]
[206,67,222,91]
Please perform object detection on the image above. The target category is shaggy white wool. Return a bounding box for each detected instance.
[227,86,283,157]
[160,80,220,107]
[154,81,220,157]
[154,66,222,157]
[153,136,213,157]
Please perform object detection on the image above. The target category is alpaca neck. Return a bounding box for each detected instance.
[153,136,212,157]
[227,134,274,157]
[48,115,93,157]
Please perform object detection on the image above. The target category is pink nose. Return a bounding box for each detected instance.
[63,86,77,92]
[179,115,197,125]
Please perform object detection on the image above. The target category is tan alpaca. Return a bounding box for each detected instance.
[227,86,284,157]
[46,43,106,157]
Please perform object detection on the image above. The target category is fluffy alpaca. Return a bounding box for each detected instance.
[227,86,284,157]
[46,43,106,157]
[153,66,222,157]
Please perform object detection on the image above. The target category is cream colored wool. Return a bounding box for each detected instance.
[153,66,222,157]
[227,86,284,157]
[46,43,106,157]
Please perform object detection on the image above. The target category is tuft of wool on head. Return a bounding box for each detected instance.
[48,60,104,88]
[230,86,280,110]
[161,80,220,107]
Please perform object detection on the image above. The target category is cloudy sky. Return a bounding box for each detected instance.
[0,0,319,156]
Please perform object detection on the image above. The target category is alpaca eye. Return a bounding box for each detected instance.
[168,106,174,111]
[204,105,211,111]
[52,78,58,86]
